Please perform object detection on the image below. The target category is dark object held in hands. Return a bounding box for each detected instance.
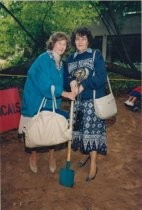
[73,110,83,131]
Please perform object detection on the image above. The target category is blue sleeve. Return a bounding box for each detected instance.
[28,53,63,98]
[81,50,107,90]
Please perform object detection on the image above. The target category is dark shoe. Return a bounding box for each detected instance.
[17,133,24,143]
[18,133,23,139]
[78,156,90,167]
[85,168,98,182]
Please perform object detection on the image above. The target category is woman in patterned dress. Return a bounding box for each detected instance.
[65,27,107,181]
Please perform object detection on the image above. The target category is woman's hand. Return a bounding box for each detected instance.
[71,84,84,96]
[70,80,77,92]
[62,91,76,101]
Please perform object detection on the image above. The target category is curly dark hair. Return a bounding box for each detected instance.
[46,32,70,52]
[71,27,93,49]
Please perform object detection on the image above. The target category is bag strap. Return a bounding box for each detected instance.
[93,49,96,63]
[107,76,113,94]
[93,50,113,99]
[37,85,57,114]
[37,97,47,114]
[51,85,57,113]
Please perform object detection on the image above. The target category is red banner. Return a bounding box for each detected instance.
[0,88,21,133]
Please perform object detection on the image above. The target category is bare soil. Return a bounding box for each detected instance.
[1,95,142,210]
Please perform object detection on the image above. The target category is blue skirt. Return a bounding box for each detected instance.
[72,99,107,155]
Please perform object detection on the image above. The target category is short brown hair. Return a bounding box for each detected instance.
[71,27,93,48]
[46,32,70,52]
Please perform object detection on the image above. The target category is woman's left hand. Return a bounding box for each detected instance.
[72,85,84,96]
[62,91,76,100]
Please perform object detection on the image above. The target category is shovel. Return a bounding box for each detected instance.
[59,100,75,187]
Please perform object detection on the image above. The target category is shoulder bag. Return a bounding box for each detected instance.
[93,50,117,119]
[24,85,72,148]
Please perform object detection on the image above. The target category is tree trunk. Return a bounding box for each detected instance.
[0,62,32,77]
[107,62,141,80]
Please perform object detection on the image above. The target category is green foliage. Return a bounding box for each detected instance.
[0,1,140,59]
[0,1,140,95]
[108,72,141,96]
[0,1,96,59]
[8,54,28,66]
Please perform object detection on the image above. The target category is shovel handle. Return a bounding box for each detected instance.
[67,100,74,162]
[69,100,74,130]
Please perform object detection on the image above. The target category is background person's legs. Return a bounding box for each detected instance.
[124,96,137,106]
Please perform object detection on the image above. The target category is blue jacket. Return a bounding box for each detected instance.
[64,48,107,99]
[21,51,64,117]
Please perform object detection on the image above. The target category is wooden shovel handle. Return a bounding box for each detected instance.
[67,100,74,162]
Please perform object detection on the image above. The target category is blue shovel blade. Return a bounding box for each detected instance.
[59,161,75,188]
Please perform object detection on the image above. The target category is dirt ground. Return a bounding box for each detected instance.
[1,95,142,210]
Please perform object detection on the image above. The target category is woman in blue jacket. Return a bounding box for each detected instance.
[65,27,107,181]
[18,32,75,174]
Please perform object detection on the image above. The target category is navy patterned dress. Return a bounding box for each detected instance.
[72,99,106,154]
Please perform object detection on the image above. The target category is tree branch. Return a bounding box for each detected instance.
[0,3,37,45]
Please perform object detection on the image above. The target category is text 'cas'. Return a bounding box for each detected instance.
[0,88,21,133]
